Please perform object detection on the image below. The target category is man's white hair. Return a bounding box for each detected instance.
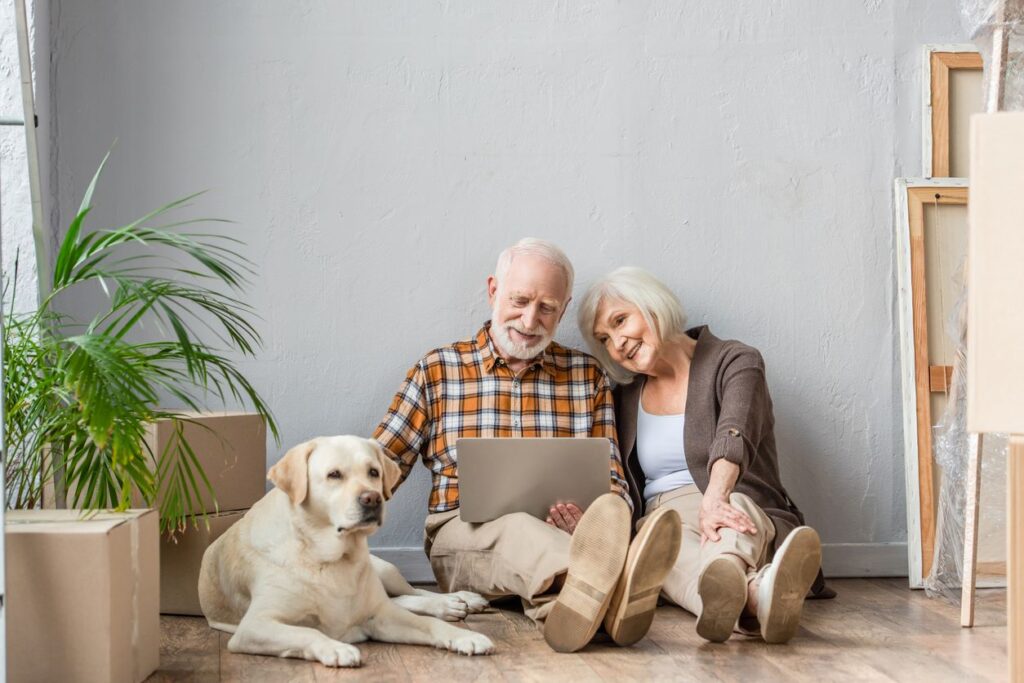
[494,238,574,301]
[577,266,688,384]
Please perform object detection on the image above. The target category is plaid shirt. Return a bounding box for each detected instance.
[373,322,631,514]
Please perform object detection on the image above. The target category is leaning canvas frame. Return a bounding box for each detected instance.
[922,45,983,177]
[894,178,969,588]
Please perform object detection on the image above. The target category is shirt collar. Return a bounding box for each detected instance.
[477,321,556,377]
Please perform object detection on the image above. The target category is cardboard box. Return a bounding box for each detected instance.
[46,412,267,514]
[5,509,160,683]
[161,509,246,615]
[137,411,267,514]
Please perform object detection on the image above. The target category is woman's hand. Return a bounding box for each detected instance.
[700,459,755,542]
[699,495,757,543]
[546,502,583,534]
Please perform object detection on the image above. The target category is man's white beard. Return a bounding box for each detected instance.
[490,310,554,360]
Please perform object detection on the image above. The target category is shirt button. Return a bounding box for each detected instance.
[728,428,740,437]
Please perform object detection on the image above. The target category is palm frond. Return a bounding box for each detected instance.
[4,151,279,535]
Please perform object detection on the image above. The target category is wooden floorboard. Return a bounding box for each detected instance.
[145,579,1008,682]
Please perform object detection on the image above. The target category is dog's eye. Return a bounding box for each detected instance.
[368,468,380,478]
[327,470,343,480]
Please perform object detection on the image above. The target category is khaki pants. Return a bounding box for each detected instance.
[424,510,571,624]
[640,484,776,617]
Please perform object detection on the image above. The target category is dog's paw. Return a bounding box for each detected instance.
[440,631,495,656]
[310,640,362,668]
[451,591,489,613]
[436,595,472,621]
[400,593,470,621]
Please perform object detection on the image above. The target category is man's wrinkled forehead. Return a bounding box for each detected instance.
[497,255,571,301]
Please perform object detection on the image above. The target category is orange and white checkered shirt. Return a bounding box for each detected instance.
[373,322,631,513]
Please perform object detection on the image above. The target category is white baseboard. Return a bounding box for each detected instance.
[374,542,910,584]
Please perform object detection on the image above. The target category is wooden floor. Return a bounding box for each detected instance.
[147,579,1007,682]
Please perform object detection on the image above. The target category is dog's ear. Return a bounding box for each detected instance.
[268,440,317,505]
[373,441,403,500]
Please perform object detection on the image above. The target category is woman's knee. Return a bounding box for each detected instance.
[728,493,770,527]
[727,492,758,513]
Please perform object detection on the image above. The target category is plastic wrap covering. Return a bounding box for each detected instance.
[924,265,1008,603]
[961,0,1024,111]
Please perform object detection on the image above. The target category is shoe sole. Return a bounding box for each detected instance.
[544,494,631,653]
[604,508,682,646]
[761,527,822,644]
[695,556,748,643]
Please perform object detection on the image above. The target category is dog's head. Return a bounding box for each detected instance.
[267,435,402,535]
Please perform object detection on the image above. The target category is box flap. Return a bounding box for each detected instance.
[6,509,155,534]
[162,410,262,419]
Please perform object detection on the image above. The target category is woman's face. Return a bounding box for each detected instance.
[592,298,661,375]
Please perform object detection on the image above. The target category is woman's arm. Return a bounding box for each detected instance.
[705,347,770,478]
[697,344,772,542]
[698,458,758,542]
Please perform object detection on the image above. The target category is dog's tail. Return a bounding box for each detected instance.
[206,619,238,635]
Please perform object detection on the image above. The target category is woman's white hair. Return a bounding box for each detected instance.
[494,238,574,301]
[577,266,688,384]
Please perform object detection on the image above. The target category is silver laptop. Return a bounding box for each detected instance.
[457,437,611,523]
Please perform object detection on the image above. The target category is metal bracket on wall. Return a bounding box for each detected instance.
[0,115,37,127]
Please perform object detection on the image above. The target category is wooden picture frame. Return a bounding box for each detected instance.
[895,178,969,587]
[922,45,983,178]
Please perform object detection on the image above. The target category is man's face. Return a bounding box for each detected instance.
[487,254,569,360]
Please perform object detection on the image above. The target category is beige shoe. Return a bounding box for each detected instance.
[603,507,682,646]
[543,494,631,653]
[755,526,822,644]
[695,555,747,643]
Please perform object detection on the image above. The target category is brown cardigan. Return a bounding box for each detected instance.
[614,325,833,597]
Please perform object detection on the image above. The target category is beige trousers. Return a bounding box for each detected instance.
[640,484,776,617]
[424,510,571,624]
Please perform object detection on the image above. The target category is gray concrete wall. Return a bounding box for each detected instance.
[45,0,970,577]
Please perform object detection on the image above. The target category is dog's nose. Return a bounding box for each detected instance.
[359,491,381,509]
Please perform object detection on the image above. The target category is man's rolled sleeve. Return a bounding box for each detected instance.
[592,371,633,511]
[372,362,432,493]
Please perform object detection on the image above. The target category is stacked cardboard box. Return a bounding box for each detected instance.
[154,412,267,615]
[5,509,160,683]
[161,509,247,614]
[34,412,266,616]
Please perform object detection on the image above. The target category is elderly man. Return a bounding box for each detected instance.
[374,238,681,653]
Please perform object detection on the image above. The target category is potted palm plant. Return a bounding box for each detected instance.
[3,152,278,534]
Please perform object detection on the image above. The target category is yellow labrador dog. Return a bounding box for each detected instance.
[199,435,493,667]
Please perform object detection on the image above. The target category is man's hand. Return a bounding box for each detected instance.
[546,502,583,534]
[699,495,757,543]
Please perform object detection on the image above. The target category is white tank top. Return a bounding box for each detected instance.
[636,400,694,502]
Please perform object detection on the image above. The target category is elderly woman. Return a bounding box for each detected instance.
[578,267,832,644]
